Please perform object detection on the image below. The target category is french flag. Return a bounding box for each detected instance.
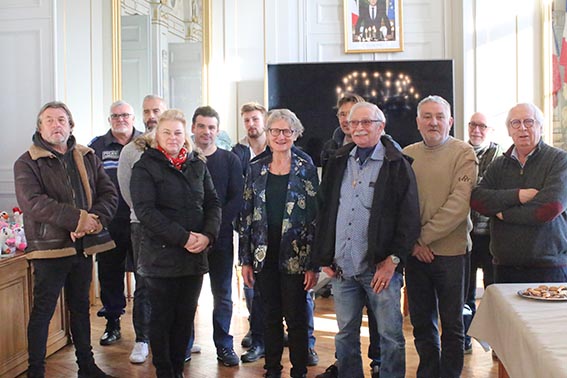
[553,35,561,107]
[351,0,359,27]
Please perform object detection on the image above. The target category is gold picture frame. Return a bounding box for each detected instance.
[344,0,403,53]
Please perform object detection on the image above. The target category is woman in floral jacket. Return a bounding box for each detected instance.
[239,109,319,378]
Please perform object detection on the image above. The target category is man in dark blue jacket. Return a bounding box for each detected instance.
[188,106,244,367]
[89,100,142,346]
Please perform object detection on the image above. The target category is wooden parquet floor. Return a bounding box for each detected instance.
[20,280,498,378]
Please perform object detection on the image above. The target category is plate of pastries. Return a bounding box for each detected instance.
[518,285,567,301]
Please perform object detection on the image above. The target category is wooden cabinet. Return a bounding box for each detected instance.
[0,254,69,378]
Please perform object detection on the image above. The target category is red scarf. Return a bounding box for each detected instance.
[157,145,188,170]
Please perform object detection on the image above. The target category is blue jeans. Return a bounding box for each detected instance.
[332,271,405,378]
[187,235,234,354]
[207,235,235,349]
[406,255,465,378]
[366,304,381,367]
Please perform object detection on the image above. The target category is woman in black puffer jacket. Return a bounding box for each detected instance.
[131,109,221,378]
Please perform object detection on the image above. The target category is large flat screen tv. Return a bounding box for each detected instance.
[267,60,454,166]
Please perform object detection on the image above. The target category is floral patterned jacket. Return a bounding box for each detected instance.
[238,151,319,274]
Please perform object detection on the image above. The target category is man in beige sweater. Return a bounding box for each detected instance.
[402,95,477,378]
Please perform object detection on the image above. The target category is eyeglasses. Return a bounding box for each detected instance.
[468,122,489,130]
[509,118,535,129]
[110,113,132,120]
[348,119,382,127]
[267,128,295,137]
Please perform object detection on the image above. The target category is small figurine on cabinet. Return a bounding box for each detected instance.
[0,211,9,223]
[12,226,27,251]
[12,207,23,226]
[0,226,16,255]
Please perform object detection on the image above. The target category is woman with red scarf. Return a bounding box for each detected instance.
[131,109,221,378]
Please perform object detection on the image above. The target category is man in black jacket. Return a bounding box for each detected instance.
[313,102,420,378]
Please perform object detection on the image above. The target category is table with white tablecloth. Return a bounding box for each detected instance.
[468,283,567,378]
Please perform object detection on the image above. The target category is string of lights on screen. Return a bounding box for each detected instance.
[336,70,420,111]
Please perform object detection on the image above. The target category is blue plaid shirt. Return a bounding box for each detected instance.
[335,142,385,277]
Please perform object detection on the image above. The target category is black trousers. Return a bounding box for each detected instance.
[97,219,131,320]
[28,254,95,376]
[256,267,308,377]
[146,275,203,378]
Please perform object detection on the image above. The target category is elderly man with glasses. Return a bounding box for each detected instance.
[89,100,142,346]
[313,102,420,378]
[471,103,567,284]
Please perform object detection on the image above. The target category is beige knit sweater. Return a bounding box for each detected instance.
[403,137,478,256]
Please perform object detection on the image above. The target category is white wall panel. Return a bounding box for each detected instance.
[0,18,53,210]
[474,0,518,145]
[403,0,444,33]
[0,0,49,20]
[265,0,303,63]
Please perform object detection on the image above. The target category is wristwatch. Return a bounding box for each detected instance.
[389,254,400,265]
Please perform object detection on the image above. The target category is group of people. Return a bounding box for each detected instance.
[13,90,567,378]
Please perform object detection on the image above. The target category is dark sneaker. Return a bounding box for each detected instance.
[264,370,282,378]
[217,347,239,367]
[307,348,319,366]
[241,344,265,362]
[241,330,252,348]
[99,319,121,346]
[77,363,109,378]
[315,364,338,378]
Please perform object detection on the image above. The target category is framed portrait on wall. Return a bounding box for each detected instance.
[344,0,403,53]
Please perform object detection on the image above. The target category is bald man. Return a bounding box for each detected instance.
[462,112,503,353]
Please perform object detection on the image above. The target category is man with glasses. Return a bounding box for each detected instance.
[314,102,420,378]
[402,95,477,378]
[462,112,503,354]
[90,100,142,346]
[318,93,384,378]
[471,103,567,283]
[320,93,365,175]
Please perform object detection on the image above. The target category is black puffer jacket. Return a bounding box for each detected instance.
[131,148,221,278]
[13,134,118,259]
